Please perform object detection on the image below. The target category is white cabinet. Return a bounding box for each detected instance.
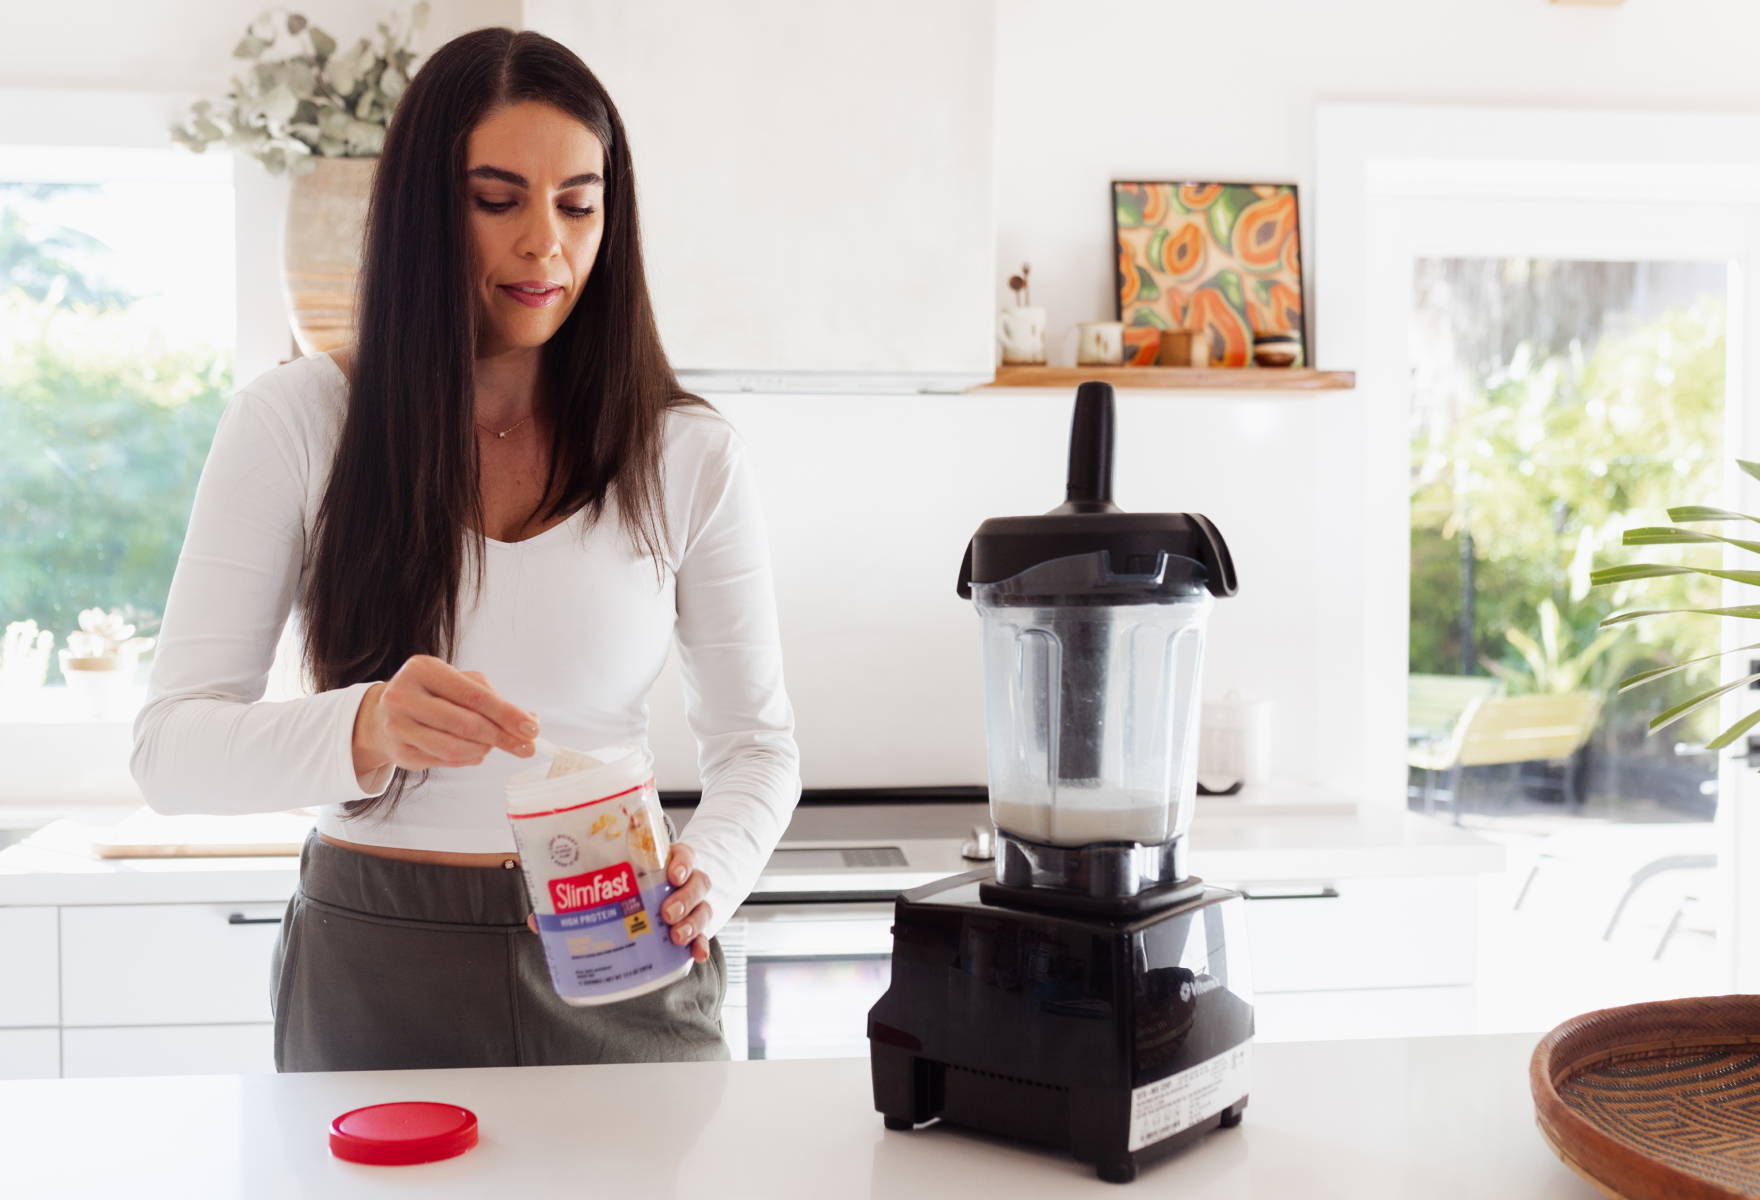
[0,907,57,1026]
[0,1029,59,1078]
[62,1024,274,1078]
[0,818,1491,1077]
[1254,986,1476,1043]
[1239,876,1476,993]
[0,896,287,1080]
[60,903,284,1027]
[1222,875,1479,1042]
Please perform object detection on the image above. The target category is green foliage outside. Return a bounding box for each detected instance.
[0,185,232,659]
[1410,297,1726,747]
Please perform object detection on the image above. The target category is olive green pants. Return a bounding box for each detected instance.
[271,831,728,1072]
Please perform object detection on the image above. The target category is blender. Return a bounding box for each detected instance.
[867,381,1253,1184]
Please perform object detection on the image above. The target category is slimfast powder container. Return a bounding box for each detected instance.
[506,742,694,1005]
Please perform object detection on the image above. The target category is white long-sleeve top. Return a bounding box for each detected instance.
[130,351,800,939]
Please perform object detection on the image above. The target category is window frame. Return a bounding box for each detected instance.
[1314,102,1760,989]
[0,87,290,805]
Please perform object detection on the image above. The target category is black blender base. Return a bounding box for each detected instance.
[868,873,1255,1184]
[978,874,1206,919]
[872,1043,1248,1184]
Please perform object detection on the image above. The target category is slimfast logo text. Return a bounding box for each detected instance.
[549,862,637,913]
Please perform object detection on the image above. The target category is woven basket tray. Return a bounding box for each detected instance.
[1531,996,1760,1199]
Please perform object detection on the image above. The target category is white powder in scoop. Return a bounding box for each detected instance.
[545,744,603,778]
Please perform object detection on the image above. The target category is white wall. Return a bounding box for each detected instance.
[0,1,519,94]
[643,385,1330,792]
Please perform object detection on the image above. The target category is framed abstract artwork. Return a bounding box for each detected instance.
[1112,181,1306,367]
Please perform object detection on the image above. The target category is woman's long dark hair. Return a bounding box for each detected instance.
[302,28,707,819]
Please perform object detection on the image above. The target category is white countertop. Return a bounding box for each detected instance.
[0,801,1502,907]
[0,1034,1592,1198]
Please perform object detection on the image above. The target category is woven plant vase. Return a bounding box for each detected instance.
[282,156,377,355]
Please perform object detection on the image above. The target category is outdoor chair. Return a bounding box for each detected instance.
[1408,673,1503,821]
[1459,691,1604,807]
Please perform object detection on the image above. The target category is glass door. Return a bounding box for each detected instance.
[1408,253,1729,1029]
[1367,190,1756,1030]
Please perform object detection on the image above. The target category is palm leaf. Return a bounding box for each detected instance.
[1710,704,1760,750]
[1622,526,1760,554]
[1602,605,1760,627]
[1605,459,1760,756]
[1647,671,1760,735]
[1669,505,1760,525]
[1590,563,1693,585]
[1617,641,1760,693]
[1590,562,1760,588]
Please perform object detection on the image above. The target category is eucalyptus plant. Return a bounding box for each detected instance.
[1591,459,1760,750]
[169,3,429,177]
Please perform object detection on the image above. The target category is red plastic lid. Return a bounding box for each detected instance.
[329,1101,479,1166]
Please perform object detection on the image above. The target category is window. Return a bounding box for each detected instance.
[1407,257,1729,1016]
[1409,258,1727,821]
[0,146,235,722]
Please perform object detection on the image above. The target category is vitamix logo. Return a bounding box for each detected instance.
[549,863,637,913]
[1179,975,1223,1004]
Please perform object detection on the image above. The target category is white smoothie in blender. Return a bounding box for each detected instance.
[990,790,1174,846]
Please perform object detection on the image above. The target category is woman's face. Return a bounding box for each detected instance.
[464,101,606,356]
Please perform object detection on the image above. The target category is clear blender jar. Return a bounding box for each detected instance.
[957,381,1236,909]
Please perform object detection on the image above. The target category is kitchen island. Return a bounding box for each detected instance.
[0,1033,1592,1197]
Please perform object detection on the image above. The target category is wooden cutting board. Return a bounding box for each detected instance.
[86,808,316,858]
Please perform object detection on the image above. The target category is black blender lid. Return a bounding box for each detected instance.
[955,381,1237,600]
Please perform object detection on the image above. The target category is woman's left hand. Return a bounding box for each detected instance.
[662,842,713,963]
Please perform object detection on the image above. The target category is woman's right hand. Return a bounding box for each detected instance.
[352,655,539,777]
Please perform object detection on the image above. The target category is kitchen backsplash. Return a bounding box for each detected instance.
[643,387,1345,796]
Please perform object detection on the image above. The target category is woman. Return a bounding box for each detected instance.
[129,28,800,1071]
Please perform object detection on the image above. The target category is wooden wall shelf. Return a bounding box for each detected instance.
[979,366,1356,391]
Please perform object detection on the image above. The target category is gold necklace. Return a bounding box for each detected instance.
[476,414,534,439]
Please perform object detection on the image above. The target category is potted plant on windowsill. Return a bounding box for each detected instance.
[2,620,54,694]
[58,608,156,716]
[169,3,430,355]
[1590,458,1760,751]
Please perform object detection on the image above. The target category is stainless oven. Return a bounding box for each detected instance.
[684,808,989,1061]
[718,900,896,1060]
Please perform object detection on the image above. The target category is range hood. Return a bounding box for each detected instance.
[675,369,993,396]
[529,3,997,398]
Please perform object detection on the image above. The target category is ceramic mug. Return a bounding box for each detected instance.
[998,306,1048,364]
[1076,321,1124,366]
[1198,694,1273,792]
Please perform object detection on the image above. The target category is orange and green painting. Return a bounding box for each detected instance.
[1113,182,1305,367]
